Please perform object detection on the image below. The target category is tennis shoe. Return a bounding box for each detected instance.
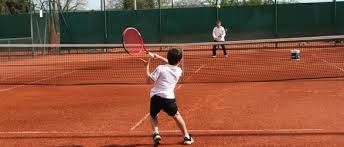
[153,132,162,144]
[183,135,194,145]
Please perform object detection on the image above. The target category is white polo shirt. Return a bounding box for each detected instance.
[149,64,182,99]
[212,26,226,41]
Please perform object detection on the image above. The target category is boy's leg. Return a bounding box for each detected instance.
[150,116,159,133]
[212,41,217,57]
[150,116,161,144]
[173,111,194,145]
[221,44,228,56]
[163,99,194,144]
[162,99,189,137]
[150,96,162,144]
[173,111,190,138]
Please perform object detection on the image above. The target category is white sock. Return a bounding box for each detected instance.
[153,130,159,135]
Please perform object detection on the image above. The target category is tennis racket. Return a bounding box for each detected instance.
[122,27,155,62]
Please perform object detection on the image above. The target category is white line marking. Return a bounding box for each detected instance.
[194,65,205,73]
[158,129,324,133]
[130,65,206,131]
[0,129,327,138]
[310,54,344,73]
[184,64,205,82]
[130,113,150,131]
[0,70,77,92]
[320,59,344,72]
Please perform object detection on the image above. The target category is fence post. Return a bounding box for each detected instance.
[158,0,162,43]
[333,0,337,34]
[29,0,36,57]
[274,0,278,38]
[104,0,108,43]
[216,0,219,20]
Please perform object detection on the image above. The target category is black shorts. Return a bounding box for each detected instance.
[150,95,178,119]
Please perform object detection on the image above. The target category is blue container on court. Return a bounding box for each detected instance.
[291,49,300,60]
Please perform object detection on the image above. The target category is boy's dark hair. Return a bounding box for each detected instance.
[167,48,183,65]
[216,20,221,24]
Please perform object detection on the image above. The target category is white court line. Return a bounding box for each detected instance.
[183,64,205,82]
[130,64,206,131]
[130,113,150,131]
[320,59,344,72]
[0,129,327,138]
[0,70,77,92]
[0,129,323,134]
[310,54,344,73]
[158,129,325,134]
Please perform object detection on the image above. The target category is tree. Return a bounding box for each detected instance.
[123,0,155,10]
[174,0,208,8]
[106,0,156,10]
[106,0,123,9]
[159,0,172,8]
[206,0,288,6]
[0,0,8,15]
[0,0,29,15]
[58,0,87,11]
[33,0,87,12]
[221,0,241,6]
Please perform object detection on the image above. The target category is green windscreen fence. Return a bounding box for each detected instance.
[60,10,160,43]
[60,11,106,43]
[1,2,343,44]
[161,7,216,42]
[0,13,52,44]
[277,2,334,37]
[0,14,31,39]
[336,2,344,34]
[106,10,160,43]
[219,5,275,40]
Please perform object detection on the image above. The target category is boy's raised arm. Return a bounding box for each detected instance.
[145,59,154,83]
[154,54,168,63]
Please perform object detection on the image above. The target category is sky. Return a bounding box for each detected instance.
[85,0,342,10]
[87,0,101,10]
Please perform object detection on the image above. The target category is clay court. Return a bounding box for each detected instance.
[0,41,344,146]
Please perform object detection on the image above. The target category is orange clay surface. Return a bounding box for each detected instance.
[0,80,344,146]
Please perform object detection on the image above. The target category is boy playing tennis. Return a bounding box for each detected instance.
[212,20,228,58]
[145,48,194,145]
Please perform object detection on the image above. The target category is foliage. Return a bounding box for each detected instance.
[0,0,29,15]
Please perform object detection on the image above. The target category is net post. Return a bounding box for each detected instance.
[7,40,11,61]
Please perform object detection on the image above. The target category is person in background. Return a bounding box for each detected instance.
[212,20,228,58]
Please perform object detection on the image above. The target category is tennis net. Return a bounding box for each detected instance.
[0,35,343,85]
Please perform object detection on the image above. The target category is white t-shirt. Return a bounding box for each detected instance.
[212,26,226,41]
[149,64,182,99]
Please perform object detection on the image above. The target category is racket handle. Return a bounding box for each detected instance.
[147,52,155,58]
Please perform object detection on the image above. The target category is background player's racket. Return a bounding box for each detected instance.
[122,27,154,62]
